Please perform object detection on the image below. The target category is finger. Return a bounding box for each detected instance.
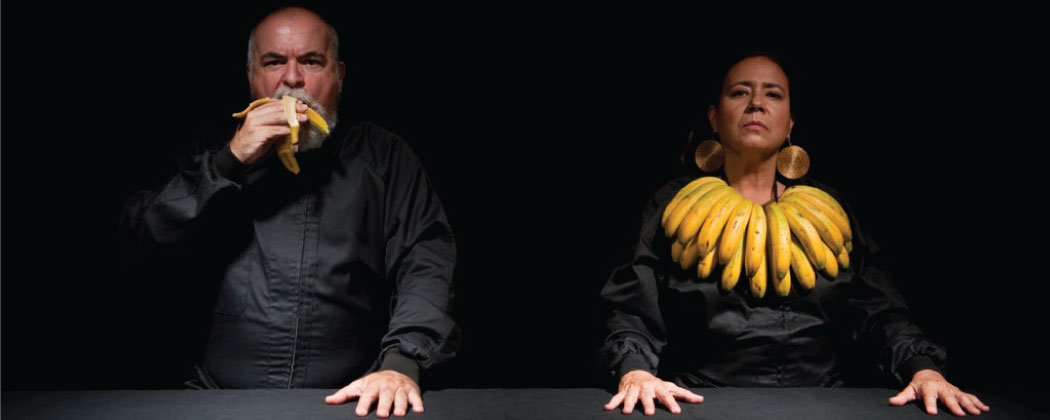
[669,386,704,404]
[325,383,362,405]
[889,386,916,406]
[958,392,981,416]
[922,385,939,415]
[622,386,639,415]
[355,385,379,417]
[408,389,425,414]
[940,388,965,417]
[248,105,292,126]
[640,386,656,416]
[393,388,408,417]
[604,391,626,411]
[655,387,681,414]
[971,395,990,412]
[376,386,395,418]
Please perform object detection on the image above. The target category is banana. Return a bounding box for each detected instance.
[780,201,826,271]
[781,194,844,255]
[696,191,742,258]
[304,107,329,134]
[232,98,277,117]
[274,96,301,174]
[783,186,852,242]
[670,240,684,263]
[772,253,791,297]
[662,177,725,226]
[664,183,728,239]
[697,243,718,279]
[845,240,853,253]
[789,237,816,290]
[750,251,767,298]
[744,203,767,277]
[232,97,329,134]
[680,238,701,271]
[820,241,839,278]
[676,186,734,245]
[763,202,791,280]
[718,198,753,265]
[232,96,330,174]
[721,238,744,291]
[837,246,850,269]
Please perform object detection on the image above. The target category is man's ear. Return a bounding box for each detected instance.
[337,61,347,93]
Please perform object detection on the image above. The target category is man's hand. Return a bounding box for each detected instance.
[230,100,308,164]
[889,369,990,416]
[325,370,423,418]
[604,370,703,415]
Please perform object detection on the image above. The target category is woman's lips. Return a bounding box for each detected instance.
[744,122,766,130]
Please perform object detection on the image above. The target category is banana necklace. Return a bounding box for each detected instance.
[662,176,851,298]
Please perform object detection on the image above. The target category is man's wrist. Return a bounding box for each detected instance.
[379,348,421,385]
[213,143,249,182]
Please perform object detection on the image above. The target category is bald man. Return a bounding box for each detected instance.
[121,7,458,417]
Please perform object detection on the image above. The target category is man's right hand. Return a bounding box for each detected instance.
[230,100,308,164]
[604,370,704,416]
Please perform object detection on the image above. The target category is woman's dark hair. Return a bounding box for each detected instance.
[705,50,796,113]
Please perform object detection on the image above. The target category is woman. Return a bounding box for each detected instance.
[598,52,989,416]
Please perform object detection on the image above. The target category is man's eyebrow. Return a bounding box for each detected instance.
[259,52,286,61]
[299,51,327,61]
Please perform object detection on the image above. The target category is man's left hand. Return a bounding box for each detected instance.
[889,369,990,416]
[325,370,423,418]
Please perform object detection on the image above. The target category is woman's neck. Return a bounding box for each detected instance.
[723,151,784,205]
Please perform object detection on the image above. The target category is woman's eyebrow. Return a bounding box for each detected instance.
[730,81,785,90]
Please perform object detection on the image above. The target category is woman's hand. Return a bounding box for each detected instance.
[325,370,423,418]
[604,370,704,415]
[889,369,990,416]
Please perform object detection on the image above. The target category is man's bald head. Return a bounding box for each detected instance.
[246,7,340,79]
[246,6,346,120]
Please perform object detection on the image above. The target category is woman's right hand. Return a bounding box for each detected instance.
[604,370,704,415]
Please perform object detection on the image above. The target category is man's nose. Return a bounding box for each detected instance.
[281,62,305,89]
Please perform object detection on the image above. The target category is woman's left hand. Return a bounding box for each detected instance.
[889,369,990,416]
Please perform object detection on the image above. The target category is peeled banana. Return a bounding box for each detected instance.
[662,176,853,298]
[232,96,330,174]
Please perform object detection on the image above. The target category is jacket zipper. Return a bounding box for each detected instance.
[287,194,312,388]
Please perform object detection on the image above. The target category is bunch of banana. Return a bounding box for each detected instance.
[662,177,852,298]
[232,96,330,174]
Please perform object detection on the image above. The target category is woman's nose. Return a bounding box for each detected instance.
[746,99,765,113]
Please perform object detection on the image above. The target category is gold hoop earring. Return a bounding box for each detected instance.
[694,133,725,173]
[776,137,810,179]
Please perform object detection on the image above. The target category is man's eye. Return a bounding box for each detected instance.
[263,61,280,67]
[304,60,323,67]
[731,90,748,97]
[768,92,782,99]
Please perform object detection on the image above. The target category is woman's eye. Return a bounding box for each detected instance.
[731,90,748,97]
[768,92,782,99]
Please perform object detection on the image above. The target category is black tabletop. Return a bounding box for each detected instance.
[2,388,1044,420]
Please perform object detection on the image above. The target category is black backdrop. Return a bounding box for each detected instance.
[3,3,1045,394]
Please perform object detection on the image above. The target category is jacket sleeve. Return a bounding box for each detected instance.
[375,135,459,383]
[598,178,689,381]
[119,144,247,251]
[834,186,948,385]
